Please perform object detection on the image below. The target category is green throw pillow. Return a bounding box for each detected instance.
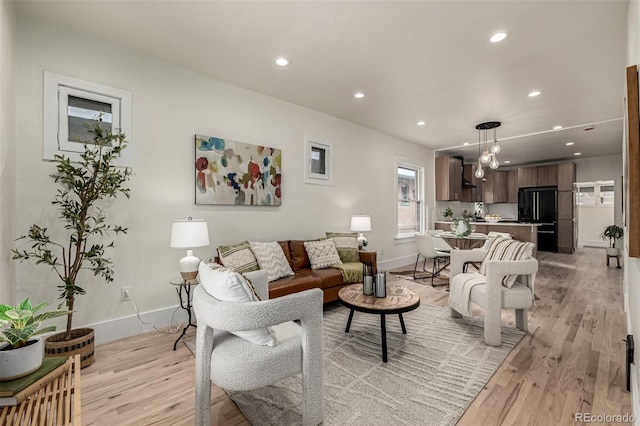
[326,232,360,263]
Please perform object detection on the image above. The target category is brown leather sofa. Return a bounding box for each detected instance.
[218,240,366,303]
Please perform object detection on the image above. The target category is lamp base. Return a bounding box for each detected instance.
[180,271,199,281]
[179,250,200,282]
[357,233,368,251]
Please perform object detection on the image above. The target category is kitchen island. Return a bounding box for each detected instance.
[434,221,540,256]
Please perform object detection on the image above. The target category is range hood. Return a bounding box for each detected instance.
[453,156,476,188]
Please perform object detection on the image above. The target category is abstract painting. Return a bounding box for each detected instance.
[195,135,282,206]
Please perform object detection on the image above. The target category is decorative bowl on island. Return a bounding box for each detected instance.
[485,214,502,223]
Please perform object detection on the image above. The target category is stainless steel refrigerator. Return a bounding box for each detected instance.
[517,187,558,252]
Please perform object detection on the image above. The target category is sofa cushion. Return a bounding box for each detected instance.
[218,241,259,273]
[268,272,323,299]
[304,239,342,270]
[479,237,535,288]
[249,241,294,282]
[326,232,360,263]
[198,262,275,346]
[289,240,312,271]
[300,267,345,289]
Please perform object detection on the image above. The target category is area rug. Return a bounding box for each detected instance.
[389,267,451,287]
[185,302,524,425]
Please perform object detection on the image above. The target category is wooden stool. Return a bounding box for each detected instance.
[606,253,621,269]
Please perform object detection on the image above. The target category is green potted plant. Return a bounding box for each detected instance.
[442,207,453,221]
[600,224,624,257]
[0,298,70,380]
[12,119,131,368]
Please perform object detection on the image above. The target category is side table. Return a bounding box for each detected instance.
[359,250,377,273]
[170,277,199,350]
[0,355,81,425]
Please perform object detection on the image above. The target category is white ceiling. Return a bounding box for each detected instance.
[15,0,629,166]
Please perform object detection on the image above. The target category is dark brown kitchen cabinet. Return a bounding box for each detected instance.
[557,162,576,191]
[461,164,483,202]
[507,169,518,203]
[536,164,558,187]
[482,170,507,204]
[517,166,538,188]
[558,220,575,253]
[557,191,573,221]
[435,156,462,201]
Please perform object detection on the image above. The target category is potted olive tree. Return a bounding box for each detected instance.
[601,224,624,256]
[13,120,131,368]
[0,298,70,380]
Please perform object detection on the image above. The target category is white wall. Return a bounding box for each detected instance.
[13,12,434,341]
[625,0,640,417]
[0,0,16,305]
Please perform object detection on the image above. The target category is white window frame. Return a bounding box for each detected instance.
[576,181,615,207]
[44,71,133,167]
[304,136,333,185]
[395,159,425,238]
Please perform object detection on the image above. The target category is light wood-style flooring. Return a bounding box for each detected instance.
[81,248,630,425]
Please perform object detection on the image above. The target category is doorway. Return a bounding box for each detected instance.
[576,181,615,247]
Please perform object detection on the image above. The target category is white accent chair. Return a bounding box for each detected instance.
[448,249,538,346]
[413,233,451,286]
[193,269,324,426]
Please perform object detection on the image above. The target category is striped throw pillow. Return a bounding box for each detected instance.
[218,241,259,273]
[479,237,535,288]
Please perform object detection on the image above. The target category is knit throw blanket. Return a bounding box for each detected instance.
[331,262,363,283]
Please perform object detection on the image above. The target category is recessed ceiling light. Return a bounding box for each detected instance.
[354,92,365,99]
[417,121,426,126]
[490,32,508,43]
[275,57,291,67]
[574,152,581,156]
[528,90,541,97]
[463,142,470,146]
[553,125,563,130]
[565,142,574,146]
[504,160,511,164]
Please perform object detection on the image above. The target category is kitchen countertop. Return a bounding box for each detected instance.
[435,221,542,227]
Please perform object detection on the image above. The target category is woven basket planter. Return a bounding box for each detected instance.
[45,328,95,369]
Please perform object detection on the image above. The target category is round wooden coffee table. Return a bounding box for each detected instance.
[338,283,420,363]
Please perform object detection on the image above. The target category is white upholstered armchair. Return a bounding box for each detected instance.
[448,246,538,346]
[193,268,324,426]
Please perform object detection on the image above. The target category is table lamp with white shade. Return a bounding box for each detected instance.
[350,215,371,250]
[170,218,210,281]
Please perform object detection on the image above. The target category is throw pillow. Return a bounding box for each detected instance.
[325,232,360,263]
[479,237,535,288]
[303,239,342,270]
[218,241,259,273]
[198,262,276,347]
[249,241,294,282]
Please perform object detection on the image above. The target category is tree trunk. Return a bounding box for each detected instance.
[65,295,75,340]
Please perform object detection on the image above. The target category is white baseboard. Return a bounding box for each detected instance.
[87,303,188,345]
[379,253,416,271]
[579,239,607,248]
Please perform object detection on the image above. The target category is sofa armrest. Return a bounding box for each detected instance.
[450,249,488,279]
[484,258,538,312]
[194,285,323,331]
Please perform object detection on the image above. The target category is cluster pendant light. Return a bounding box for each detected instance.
[474,121,501,179]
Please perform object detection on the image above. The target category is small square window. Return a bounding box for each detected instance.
[304,137,333,185]
[44,71,133,167]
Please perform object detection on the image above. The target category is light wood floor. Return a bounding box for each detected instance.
[81,248,630,425]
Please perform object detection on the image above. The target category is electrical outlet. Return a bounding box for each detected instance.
[380,248,385,256]
[121,286,132,301]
